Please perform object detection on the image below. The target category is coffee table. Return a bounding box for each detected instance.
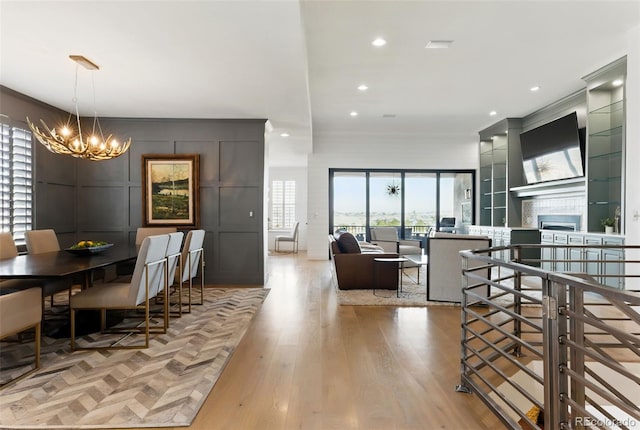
[373,257,408,298]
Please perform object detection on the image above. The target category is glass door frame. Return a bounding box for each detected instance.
[329,168,476,240]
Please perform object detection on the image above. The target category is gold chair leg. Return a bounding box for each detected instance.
[35,322,41,369]
[70,308,76,351]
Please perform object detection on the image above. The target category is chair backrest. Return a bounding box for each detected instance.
[135,227,177,246]
[0,233,18,260]
[25,229,60,254]
[291,222,299,239]
[163,232,184,292]
[440,217,456,227]
[370,226,399,241]
[129,234,170,306]
[179,229,205,283]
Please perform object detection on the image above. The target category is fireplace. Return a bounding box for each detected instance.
[538,214,581,231]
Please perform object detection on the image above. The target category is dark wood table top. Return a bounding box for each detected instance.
[0,246,138,279]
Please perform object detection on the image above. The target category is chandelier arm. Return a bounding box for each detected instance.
[28,55,132,161]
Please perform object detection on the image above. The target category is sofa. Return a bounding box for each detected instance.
[427,232,492,302]
[329,231,399,290]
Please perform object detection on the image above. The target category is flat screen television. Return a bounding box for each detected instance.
[520,112,585,185]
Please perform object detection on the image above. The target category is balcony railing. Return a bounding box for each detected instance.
[333,225,433,241]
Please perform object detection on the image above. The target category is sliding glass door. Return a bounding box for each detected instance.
[369,172,402,229]
[332,171,367,240]
[330,169,475,240]
[404,172,437,237]
[440,172,474,231]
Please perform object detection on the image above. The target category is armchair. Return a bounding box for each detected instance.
[369,227,422,275]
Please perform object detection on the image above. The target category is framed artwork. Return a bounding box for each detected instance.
[142,154,200,227]
[461,201,472,225]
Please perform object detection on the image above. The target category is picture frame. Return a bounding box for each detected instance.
[142,154,200,227]
[461,201,472,225]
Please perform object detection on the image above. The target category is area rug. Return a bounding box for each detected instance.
[0,287,269,429]
[335,267,460,307]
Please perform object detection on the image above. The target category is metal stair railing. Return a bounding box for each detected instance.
[457,244,640,430]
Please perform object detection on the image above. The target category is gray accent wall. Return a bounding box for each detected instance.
[1,86,266,285]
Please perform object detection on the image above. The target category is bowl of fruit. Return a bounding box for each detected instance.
[65,240,113,255]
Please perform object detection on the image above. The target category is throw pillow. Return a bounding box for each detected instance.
[337,232,361,253]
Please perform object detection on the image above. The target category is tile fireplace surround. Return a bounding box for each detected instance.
[521,196,586,231]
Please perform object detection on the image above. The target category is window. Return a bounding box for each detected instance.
[1,120,33,245]
[270,180,295,229]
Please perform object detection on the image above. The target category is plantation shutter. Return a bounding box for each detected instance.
[0,121,33,244]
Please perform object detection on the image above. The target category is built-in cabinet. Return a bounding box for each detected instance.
[540,231,624,289]
[583,57,626,234]
[467,226,540,265]
[478,118,523,227]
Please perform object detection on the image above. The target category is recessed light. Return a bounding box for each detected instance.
[358,84,369,91]
[425,40,454,49]
[489,111,497,116]
[280,132,290,138]
[612,79,623,87]
[350,111,359,117]
[371,38,386,47]
[530,86,540,92]
[382,114,396,118]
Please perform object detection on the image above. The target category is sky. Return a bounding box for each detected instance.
[333,174,454,214]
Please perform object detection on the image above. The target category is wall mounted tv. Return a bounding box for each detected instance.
[520,111,585,185]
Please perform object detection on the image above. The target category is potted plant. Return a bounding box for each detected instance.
[601,217,615,234]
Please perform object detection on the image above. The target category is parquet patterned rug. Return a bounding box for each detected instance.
[0,287,269,429]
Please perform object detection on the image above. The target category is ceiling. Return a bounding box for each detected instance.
[1,1,639,167]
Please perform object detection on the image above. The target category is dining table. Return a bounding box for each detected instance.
[0,245,139,337]
[0,245,138,287]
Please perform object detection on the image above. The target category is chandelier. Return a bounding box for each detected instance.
[27,55,131,161]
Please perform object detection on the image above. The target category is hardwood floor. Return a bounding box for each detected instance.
[152,252,504,430]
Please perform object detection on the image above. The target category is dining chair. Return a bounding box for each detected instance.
[0,233,42,292]
[162,232,184,322]
[116,227,178,276]
[24,229,75,313]
[24,229,61,254]
[0,232,20,260]
[171,229,205,314]
[0,287,42,387]
[275,222,299,253]
[69,234,169,350]
[136,227,178,246]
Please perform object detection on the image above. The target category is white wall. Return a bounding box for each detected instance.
[306,132,478,259]
[267,166,308,251]
[625,25,639,246]
[625,25,640,288]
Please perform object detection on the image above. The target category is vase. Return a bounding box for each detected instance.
[605,226,614,234]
